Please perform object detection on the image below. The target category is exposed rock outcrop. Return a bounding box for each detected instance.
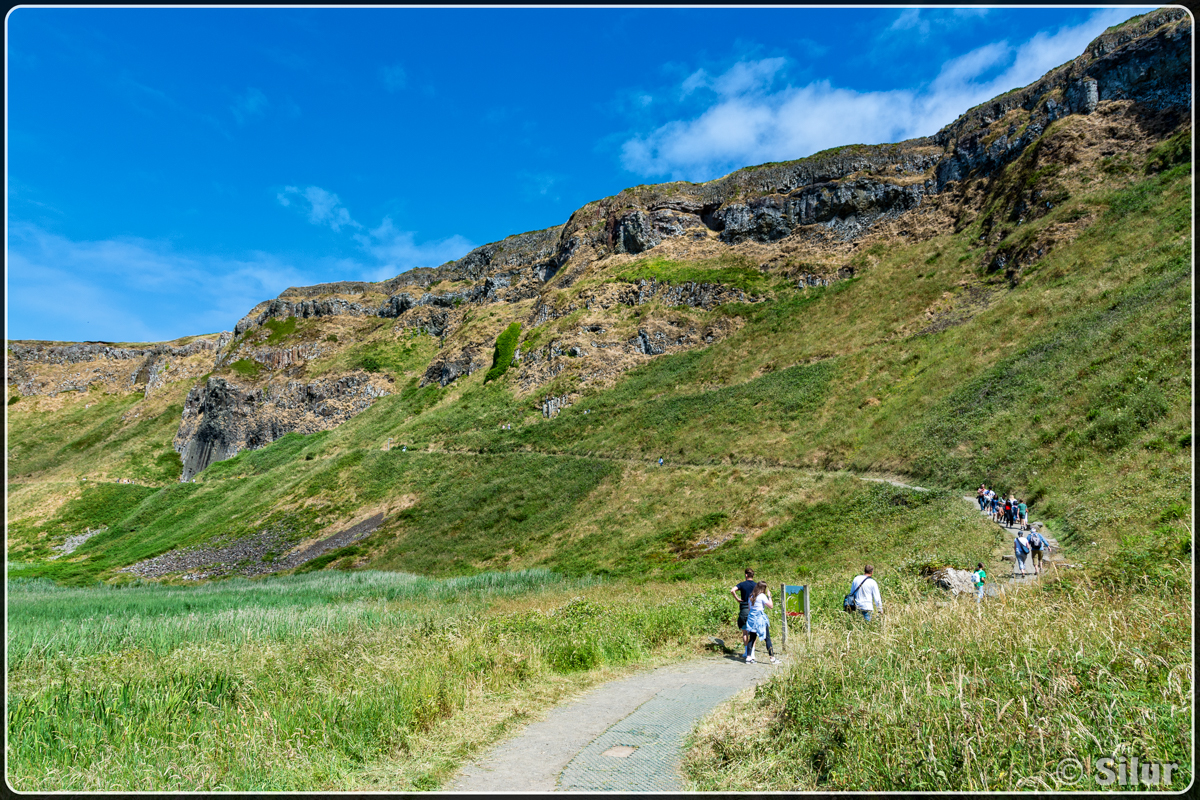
[420,346,488,388]
[542,394,572,418]
[234,297,373,337]
[7,334,232,398]
[118,513,386,580]
[7,335,229,365]
[175,374,391,481]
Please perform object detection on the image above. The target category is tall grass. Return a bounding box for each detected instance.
[6,569,599,664]
[684,565,1193,791]
[7,570,727,791]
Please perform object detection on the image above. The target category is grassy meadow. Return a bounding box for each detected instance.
[7,569,733,791]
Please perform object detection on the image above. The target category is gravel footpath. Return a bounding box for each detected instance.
[447,653,783,792]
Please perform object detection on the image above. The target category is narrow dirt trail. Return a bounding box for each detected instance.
[961,495,1068,594]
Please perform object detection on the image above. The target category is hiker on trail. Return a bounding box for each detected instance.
[990,490,1000,519]
[741,582,779,664]
[973,562,987,603]
[848,565,883,622]
[1028,527,1047,576]
[730,569,757,651]
[1003,497,1015,527]
[1013,530,1031,577]
[977,484,987,511]
[658,457,664,467]
[1018,499,1028,527]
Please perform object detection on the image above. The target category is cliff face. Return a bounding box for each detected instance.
[175,374,392,481]
[8,8,1191,482]
[6,335,232,399]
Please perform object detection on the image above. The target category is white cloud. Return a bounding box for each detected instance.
[354,217,475,281]
[230,87,269,125]
[621,9,1145,181]
[890,8,928,34]
[6,222,312,342]
[276,185,475,277]
[680,57,787,98]
[888,7,991,39]
[277,185,362,232]
[7,210,477,341]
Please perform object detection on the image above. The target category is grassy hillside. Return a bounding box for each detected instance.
[7,133,1191,585]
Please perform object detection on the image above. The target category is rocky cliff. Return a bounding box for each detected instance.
[175,374,392,481]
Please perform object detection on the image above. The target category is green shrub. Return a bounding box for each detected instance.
[1144,127,1191,174]
[617,255,768,294]
[484,323,521,384]
[229,359,262,379]
[263,317,298,345]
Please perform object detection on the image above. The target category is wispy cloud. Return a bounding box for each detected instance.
[277,183,476,280]
[621,8,1139,181]
[230,87,270,125]
[6,222,312,342]
[354,218,476,281]
[8,197,477,341]
[524,171,564,198]
[380,63,407,92]
[277,185,362,232]
[889,7,991,39]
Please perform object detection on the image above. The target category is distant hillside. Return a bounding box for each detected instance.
[6,7,1192,586]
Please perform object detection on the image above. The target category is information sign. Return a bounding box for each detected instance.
[780,584,810,648]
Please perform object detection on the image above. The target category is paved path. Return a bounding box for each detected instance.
[447,652,782,792]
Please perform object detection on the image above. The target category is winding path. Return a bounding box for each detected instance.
[447,653,782,792]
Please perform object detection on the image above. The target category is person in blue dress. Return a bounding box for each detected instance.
[740,582,780,664]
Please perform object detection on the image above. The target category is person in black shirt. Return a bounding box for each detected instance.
[730,568,757,654]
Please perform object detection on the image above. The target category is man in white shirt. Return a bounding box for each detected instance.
[850,565,883,621]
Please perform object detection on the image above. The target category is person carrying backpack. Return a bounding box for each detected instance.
[1028,528,1047,576]
[972,562,987,603]
[1013,531,1031,577]
[845,565,882,621]
[977,484,987,511]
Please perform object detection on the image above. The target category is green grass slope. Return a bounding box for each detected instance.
[6,119,1192,587]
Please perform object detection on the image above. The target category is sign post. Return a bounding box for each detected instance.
[780,584,810,650]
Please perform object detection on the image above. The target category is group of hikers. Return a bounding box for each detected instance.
[730,565,884,663]
[729,483,1057,660]
[977,484,1051,578]
[977,485,1028,527]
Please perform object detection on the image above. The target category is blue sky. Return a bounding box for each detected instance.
[6,5,1153,343]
